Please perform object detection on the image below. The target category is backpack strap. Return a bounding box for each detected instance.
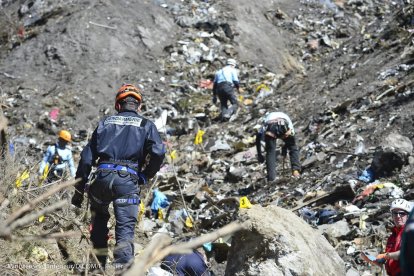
[52,144,63,165]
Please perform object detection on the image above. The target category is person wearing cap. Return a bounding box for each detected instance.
[212,58,240,121]
[375,199,413,276]
[38,130,76,182]
[256,111,301,182]
[71,84,166,271]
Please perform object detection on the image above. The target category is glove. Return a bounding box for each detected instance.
[212,96,217,104]
[376,253,390,261]
[71,191,84,208]
[258,154,265,164]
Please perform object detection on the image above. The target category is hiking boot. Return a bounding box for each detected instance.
[229,108,240,122]
[292,170,300,178]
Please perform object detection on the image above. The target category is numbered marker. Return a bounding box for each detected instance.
[239,196,252,209]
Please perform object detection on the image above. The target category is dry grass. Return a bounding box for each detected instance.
[0,152,90,275]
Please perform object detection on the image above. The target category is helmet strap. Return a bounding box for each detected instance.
[115,102,121,112]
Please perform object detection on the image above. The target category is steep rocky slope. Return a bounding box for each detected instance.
[0,0,413,275]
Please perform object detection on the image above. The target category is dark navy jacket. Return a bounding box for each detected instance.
[161,251,210,276]
[75,110,166,192]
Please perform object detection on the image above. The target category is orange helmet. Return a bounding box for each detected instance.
[115,84,142,111]
[58,130,71,142]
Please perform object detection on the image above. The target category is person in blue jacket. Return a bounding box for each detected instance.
[212,58,240,121]
[38,130,76,182]
[71,84,166,271]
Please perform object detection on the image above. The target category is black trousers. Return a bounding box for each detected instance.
[216,82,238,120]
[88,170,140,269]
[265,135,300,181]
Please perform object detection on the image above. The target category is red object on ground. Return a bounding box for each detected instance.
[49,108,59,121]
[17,26,25,38]
[199,79,213,89]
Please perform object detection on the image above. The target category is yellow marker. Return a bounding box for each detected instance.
[158,208,164,221]
[170,150,177,160]
[239,196,252,209]
[238,95,244,102]
[15,169,30,188]
[255,84,270,92]
[38,215,45,223]
[42,164,49,178]
[185,216,193,228]
[194,130,205,145]
[138,202,145,221]
[38,164,50,187]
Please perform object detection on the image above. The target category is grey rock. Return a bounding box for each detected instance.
[226,205,346,276]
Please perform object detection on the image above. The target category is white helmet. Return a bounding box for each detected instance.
[390,199,413,213]
[226,58,237,66]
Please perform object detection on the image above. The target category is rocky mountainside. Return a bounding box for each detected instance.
[0,0,413,275]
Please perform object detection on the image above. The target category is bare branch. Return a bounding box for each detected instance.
[5,178,80,224]
[7,200,68,232]
[15,231,81,241]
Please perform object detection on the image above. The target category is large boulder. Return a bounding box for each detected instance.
[225,205,345,276]
[371,133,413,177]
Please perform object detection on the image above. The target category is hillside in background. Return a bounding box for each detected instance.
[0,0,413,275]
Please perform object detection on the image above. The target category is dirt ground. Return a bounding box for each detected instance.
[0,0,413,275]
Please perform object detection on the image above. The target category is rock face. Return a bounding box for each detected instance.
[226,205,345,276]
[371,133,413,177]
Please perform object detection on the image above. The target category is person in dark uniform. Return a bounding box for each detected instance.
[161,250,211,276]
[71,84,166,271]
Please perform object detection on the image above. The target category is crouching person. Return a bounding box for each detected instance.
[161,250,212,276]
[256,111,301,182]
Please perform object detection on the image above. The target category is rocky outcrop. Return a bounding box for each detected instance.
[226,205,345,276]
[371,133,413,177]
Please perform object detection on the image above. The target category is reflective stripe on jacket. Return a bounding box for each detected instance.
[75,110,166,192]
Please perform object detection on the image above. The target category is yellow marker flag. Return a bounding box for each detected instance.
[38,215,45,223]
[15,169,30,188]
[42,163,49,179]
[194,130,205,145]
[255,84,270,92]
[185,216,194,228]
[158,208,164,221]
[170,150,177,160]
[239,196,252,209]
[238,95,244,102]
[138,202,145,221]
[38,163,50,187]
